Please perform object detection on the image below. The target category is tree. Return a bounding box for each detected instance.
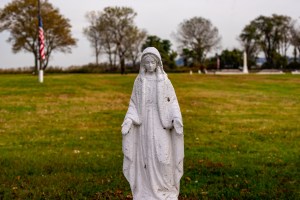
[126,28,147,69]
[142,35,177,69]
[240,14,293,68]
[287,25,300,69]
[290,25,300,60]
[239,23,260,68]
[180,48,195,67]
[0,0,76,71]
[274,15,294,58]
[98,20,117,68]
[98,6,139,74]
[83,11,102,65]
[219,49,243,69]
[175,16,221,68]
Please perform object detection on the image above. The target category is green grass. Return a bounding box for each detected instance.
[0,73,299,199]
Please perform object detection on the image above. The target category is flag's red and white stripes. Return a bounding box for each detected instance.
[39,17,46,60]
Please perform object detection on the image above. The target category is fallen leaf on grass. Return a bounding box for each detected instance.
[201,192,208,196]
[240,188,250,194]
[115,190,122,195]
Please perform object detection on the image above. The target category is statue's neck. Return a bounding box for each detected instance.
[145,72,156,79]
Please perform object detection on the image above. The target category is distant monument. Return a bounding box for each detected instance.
[122,47,184,200]
[243,51,249,74]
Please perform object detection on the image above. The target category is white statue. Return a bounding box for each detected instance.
[121,47,184,200]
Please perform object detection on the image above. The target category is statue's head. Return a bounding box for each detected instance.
[140,47,165,77]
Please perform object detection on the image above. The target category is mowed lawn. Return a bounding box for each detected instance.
[0,73,299,199]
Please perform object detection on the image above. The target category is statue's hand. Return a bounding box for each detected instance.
[121,118,133,135]
[173,118,183,135]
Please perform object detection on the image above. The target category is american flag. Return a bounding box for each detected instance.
[38,16,46,60]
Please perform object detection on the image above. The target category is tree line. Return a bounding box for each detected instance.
[1,0,300,73]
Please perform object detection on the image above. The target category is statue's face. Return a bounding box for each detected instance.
[143,55,157,72]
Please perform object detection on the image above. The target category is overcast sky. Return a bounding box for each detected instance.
[1,0,300,68]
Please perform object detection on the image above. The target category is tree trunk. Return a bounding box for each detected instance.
[113,53,117,68]
[96,54,99,65]
[95,46,100,65]
[132,59,137,71]
[120,57,125,74]
[95,41,99,66]
[108,53,113,69]
[43,58,48,70]
[34,52,38,75]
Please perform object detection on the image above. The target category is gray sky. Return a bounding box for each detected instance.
[1,0,300,68]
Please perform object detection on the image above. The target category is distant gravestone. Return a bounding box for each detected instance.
[121,47,184,200]
[256,69,284,74]
[215,69,243,75]
[292,70,300,74]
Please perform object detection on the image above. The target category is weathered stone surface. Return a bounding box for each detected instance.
[122,47,184,200]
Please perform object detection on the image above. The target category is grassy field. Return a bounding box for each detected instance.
[0,73,299,199]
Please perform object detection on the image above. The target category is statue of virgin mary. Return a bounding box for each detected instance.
[121,47,184,200]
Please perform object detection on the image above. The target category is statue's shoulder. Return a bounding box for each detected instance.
[164,76,174,87]
[132,75,140,86]
[132,75,143,92]
[134,75,143,83]
[166,77,172,84]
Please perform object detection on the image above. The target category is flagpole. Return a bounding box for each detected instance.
[38,0,44,83]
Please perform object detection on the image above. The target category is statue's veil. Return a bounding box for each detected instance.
[138,47,167,79]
